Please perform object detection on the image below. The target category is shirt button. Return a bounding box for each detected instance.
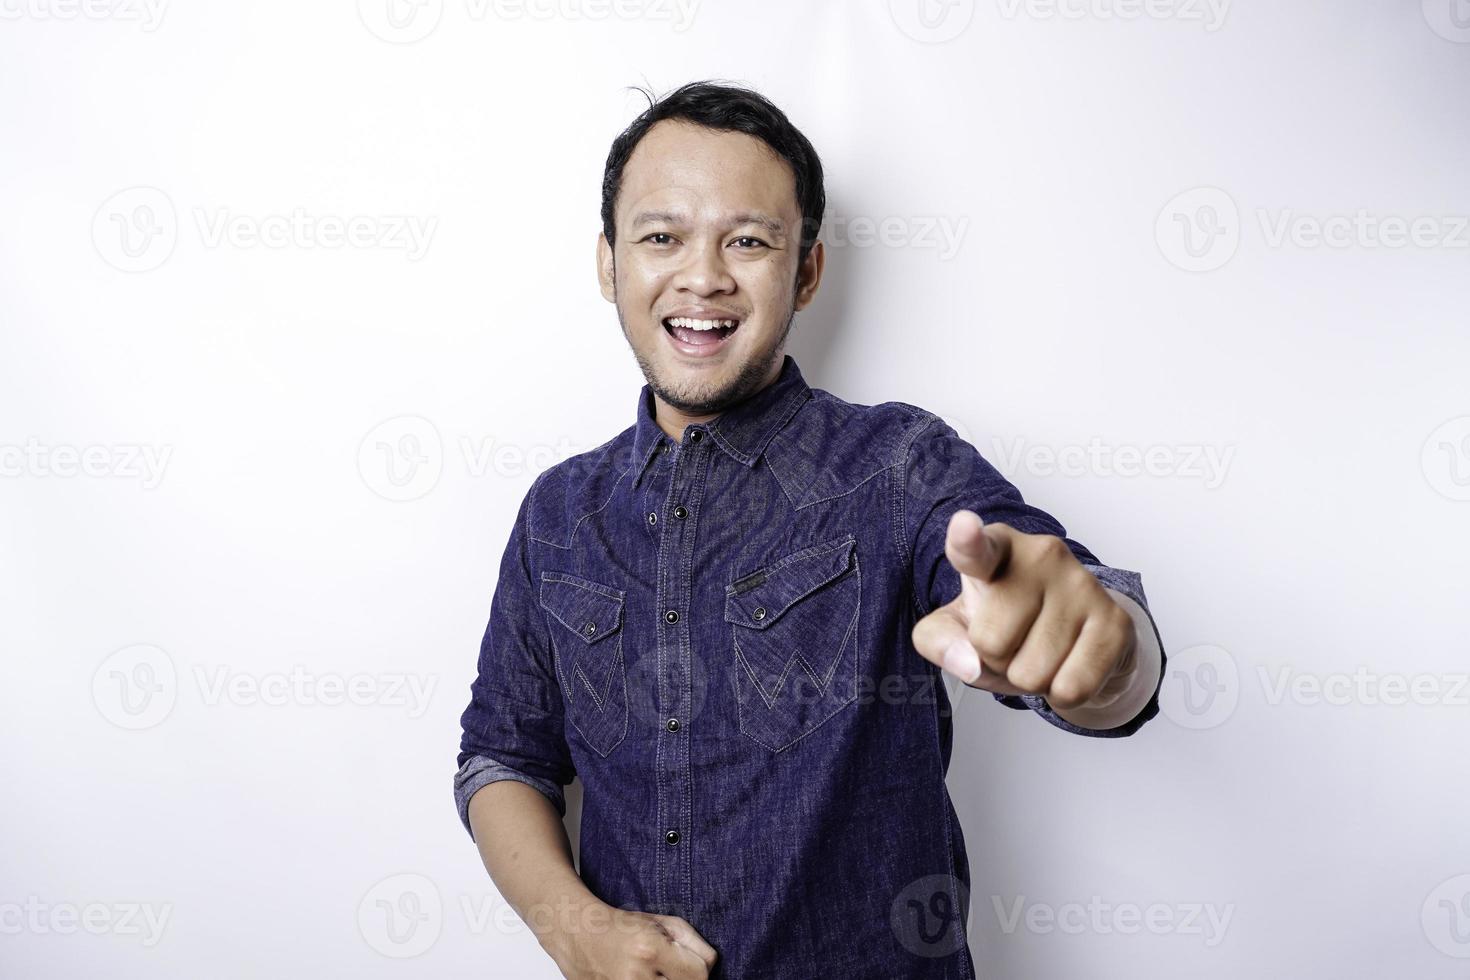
[690,429,703,443]
[647,511,657,525]
[665,830,681,845]
[661,443,670,454]
[665,609,679,624]
[666,717,680,732]
[673,505,688,519]
[753,606,766,621]
[583,621,597,635]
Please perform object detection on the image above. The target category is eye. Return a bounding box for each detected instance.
[730,236,768,249]
[640,233,676,246]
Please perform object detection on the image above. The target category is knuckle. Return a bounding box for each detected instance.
[1104,607,1133,646]
[1039,619,1074,652]
[1039,535,1069,560]
[1006,661,1049,693]
[968,620,1006,659]
[910,619,935,651]
[1048,677,1091,709]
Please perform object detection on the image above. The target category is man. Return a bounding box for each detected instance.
[455,81,1165,979]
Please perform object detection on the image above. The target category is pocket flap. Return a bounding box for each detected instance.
[539,573,624,645]
[725,536,856,630]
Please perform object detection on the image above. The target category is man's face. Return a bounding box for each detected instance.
[598,118,823,416]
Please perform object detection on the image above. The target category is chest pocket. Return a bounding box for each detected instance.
[725,534,861,752]
[539,572,629,757]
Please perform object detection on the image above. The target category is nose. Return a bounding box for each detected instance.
[673,235,736,296]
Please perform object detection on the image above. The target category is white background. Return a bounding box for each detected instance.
[3,1,1468,977]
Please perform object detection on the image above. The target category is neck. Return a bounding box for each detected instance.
[653,356,784,442]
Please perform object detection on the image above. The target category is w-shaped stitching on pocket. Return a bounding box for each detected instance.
[725,535,861,752]
[735,601,859,708]
[539,571,629,757]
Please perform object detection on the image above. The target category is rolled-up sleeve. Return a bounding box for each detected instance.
[900,413,1166,738]
[455,478,577,841]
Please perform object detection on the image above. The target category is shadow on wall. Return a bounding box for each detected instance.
[783,194,861,381]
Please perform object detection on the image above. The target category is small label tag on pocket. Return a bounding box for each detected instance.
[730,570,767,595]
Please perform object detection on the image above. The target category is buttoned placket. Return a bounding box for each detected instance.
[650,425,709,921]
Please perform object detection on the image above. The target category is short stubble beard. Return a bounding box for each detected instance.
[615,283,796,416]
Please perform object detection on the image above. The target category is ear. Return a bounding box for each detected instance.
[793,239,825,312]
[596,230,616,303]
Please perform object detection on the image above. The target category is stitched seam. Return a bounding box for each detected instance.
[575,662,605,710]
[897,411,946,619]
[795,460,900,510]
[734,632,800,707]
[796,597,860,693]
[735,554,862,752]
[894,410,945,571]
[681,442,712,913]
[548,605,626,757]
[538,579,624,637]
[766,447,800,509]
[528,444,638,549]
[541,571,627,599]
[714,385,813,467]
[724,533,855,592]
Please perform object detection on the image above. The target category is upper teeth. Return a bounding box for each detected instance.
[667,317,738,330]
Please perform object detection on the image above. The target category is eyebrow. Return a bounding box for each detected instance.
[629,210,787,236]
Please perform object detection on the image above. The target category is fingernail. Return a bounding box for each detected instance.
[942,641,981,683]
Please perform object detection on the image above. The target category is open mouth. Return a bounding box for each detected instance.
[662,315,741,356]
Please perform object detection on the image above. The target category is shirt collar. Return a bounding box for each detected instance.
[629,354,812,488]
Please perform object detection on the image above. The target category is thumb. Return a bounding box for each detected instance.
[945,509,1010,584]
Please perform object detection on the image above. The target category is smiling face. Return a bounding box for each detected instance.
[597,118,824,430]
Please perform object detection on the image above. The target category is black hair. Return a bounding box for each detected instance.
[600,80,825,269]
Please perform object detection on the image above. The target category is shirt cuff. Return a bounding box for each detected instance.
[454,754,568,842]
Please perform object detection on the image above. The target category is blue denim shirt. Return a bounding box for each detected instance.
[455,354,1165,979]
